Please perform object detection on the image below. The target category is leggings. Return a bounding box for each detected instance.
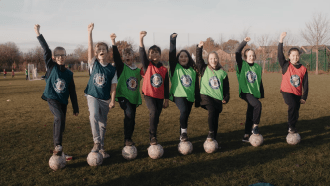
[174,97,193,134]
[240,93,262,135]
[201,96,223,139]
[144,95,164,139]
[118,97,137,140]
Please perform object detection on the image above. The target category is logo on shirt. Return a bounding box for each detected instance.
[53,78,66,93]
[126,77,138,91]
[93,73,107,88]
[180,75,192,87]
[150,74,163,88]
[290,75,300,87]
[209,76,220,89]
[246,71,257,83]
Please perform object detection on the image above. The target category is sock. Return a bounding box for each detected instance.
[181,128,187,134]
[253,124,258,128]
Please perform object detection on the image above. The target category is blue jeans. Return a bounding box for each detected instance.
[47,99,67,147]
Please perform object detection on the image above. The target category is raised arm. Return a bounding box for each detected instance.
[169,33,178,76]
[87,23,94,64]
[196,41,207,74]
[111,33,124,76]
[139,31,149,72]
[35,24,55,69]
[235,37,249,73]
[278,32,288,68]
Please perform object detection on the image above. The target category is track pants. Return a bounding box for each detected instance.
[47,99,67,147]
[282,92,301,129]
[144,95,164,139]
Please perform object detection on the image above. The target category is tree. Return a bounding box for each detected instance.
[74,45,88,63]
[0,42,21,70]
[301,12,330,74]
[257,34,274,73]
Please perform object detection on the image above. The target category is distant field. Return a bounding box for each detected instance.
[0,71,329,186]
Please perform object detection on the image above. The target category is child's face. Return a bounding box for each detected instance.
[53,50,66,65]
[149,50,160,63]
[289,51,300,65]
[95,45,108,61]
[178,52,189,66]
[246,50,255,63]
[208,53,218,68]
[123,53,134,66]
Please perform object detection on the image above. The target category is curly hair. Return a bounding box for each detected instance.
[177,50,200,76]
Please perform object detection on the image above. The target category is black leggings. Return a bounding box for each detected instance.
[118,97,137,141]
[201,96,223,139]
[241,93,262,135]
[144,95,164,139]
[282,92,301,129]
[174,97,193,133]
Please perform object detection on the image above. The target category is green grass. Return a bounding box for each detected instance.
[1,72,330,186]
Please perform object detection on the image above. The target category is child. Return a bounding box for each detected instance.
[34,24,79,160]
[169,33,200,141]
[25,68,28,80]
[139,31,169,145]
[111,33,142,146]
[235,37,264,142]
[196,41,229,142]
[278,32,308,134]
[3,69,6,78]
[85,23,117,158]
[11,70,14,78]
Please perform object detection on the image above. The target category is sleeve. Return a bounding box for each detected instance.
[223,76,230,103]
[88,58,96,75]
[69,77,79,114]
[169,34,178,76]
[260,79,265,98]
[113,46,124,77]
[194,74,201,107]
[37,34,56,70]
[164,72,169,99]
[301,71,308,100]
[196,46,207,76]
[111,71,118,84]
[278,42,289,69]
[139,46,149,73]
[235,40,247,73]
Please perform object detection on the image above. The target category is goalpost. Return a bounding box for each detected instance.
[28,64,41,81]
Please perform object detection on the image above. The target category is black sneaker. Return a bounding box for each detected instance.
[207,131,214,141]
[288,127,298,134]
[125,139,135,146]
[251,126,259,135]
[180,133,189,142]
[242,135,250,143]
[150,137,157,145]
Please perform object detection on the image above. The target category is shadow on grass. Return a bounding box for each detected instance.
[91,116,330,186]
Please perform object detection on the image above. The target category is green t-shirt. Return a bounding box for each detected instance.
[169,63,196,102]
[236,60,262,98]
[200,66,227,101]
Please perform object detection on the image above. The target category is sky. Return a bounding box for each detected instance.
[1,0,330,53]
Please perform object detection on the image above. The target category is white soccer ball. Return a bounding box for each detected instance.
[286,133,301,145]
[249,134,264,147]
[148,144,164,159]
[122,145,138,160]
[49,154,66,171]
[87,152,103,166]
[203,139,218,153]
[178,141,193,155]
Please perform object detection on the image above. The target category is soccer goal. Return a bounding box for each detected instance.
[28,64,41,81]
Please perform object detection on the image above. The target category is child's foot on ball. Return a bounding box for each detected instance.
[99,149,110,159]
[180,133,188,142]
[207,131,214,141]
[150,137,157,145]
[242,134,250,142]
[288,127,297,134]
[251,125,259,135]
[125,139,135,146]
[53,145,62,156]
[91,143,100,152]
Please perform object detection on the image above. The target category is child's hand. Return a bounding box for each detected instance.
[163,99,169,108]
[171,33,178,38]
[222,100,227,104]
[110,33,116,45]
[140,31,147,39]
[34,24,40,36]
[300,99,306,104]
[244,37,251,42]
[279,32,287,43]
[88,23,94,33]
[109,101,115,109]
[198,41,204,48]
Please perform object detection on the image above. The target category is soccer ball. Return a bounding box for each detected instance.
[203,139,218,153]
[286,133,301,145]
[87,152,103,166]
[122,145,138,160]
[148,144,164,159]
[249,134,264,147]
[178,141,193,155]
[49,154,66,171]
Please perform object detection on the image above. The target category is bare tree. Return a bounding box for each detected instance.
[240,27,251,41]
[257,34,274,73]
[301,12,330,74]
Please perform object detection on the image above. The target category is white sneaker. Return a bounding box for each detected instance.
[63,153,73,161]
[99,149,110,159]
[53,145,63,156]
[91,143,100,152]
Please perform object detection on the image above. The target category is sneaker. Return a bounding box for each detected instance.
[288,127,297,134]
[125,139,135,146]
[99,149,110,159]
[150,137,157,145]
[251,125,259,135]
[242,135,250,143]
[180,133,189,142]
[207,131,214,141]
[63,153,73,161]
[53,145,63,156]
[91,143,101,152]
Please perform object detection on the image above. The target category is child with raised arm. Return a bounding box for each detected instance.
[111,33,142,146]
[139,31,169,145]
[278,32,308,134]
[235,37,264,142]
[85,23,117,158]
[34,24,79,160]
[169,33,200,142]
[196,41,230,142]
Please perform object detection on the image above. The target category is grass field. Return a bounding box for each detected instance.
[1,71,330,186]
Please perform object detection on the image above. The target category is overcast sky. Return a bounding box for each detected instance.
[1,0,330,53]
